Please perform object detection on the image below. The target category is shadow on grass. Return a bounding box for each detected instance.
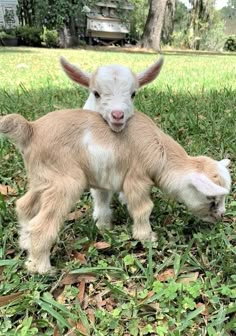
[0,47,36,54]
[0,84,235,159]
[80,45,236,57]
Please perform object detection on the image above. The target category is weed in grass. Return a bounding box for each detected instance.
[0,47,235,335]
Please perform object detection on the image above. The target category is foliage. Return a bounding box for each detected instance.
[40,26,59,48]
[172,0,189,48]
[0,31,16,39]
[197,19,226,51]
[16,25,41,46]
[224,35,236,51]
[0,48,235,335]
[129,0,149,40]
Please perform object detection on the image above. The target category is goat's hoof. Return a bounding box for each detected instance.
[96,220,112,231]
[25,258,53,274]
[133,231,157,243]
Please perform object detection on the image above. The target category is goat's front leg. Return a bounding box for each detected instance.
[123,178,156,242]
[91,189,113,230]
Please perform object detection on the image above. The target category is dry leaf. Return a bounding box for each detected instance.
[177,272,199,284]
[0,266,4,277]
[0,292,24,307]
[0,184,16,196]
[72,251,87,264]
[53,325,60,336]
[67,206,89,221]
[196,302,209,316]
[77,280,86,304]
[60,274,80,286]
[56,292,66,305]
[156,268,175,282]
[76,321,89,336]
[77,274,96,283]
[60,273,96,286]
[67,210,84,221]
[93,242,111,250]
[5,249,16,256]
[87,308,95,324]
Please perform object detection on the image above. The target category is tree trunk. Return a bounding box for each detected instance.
[162,0,175,44]
[142,0,168,51]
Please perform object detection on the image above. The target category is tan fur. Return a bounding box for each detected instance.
[0,110,231,273]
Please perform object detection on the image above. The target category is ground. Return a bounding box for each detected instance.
[0,47,235,336]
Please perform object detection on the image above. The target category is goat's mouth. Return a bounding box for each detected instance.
[109,121,125,132]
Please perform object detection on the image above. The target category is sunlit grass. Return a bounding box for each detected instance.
[0,47,235,335]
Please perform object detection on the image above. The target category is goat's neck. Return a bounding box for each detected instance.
[83,93,96,110]
[154,134,194,199]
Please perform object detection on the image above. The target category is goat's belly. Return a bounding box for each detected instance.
[89,169,123,191]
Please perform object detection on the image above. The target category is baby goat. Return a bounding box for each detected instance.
[0,111,231,274]
[60,56,164,132]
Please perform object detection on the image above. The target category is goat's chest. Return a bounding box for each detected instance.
[83,133,123,191]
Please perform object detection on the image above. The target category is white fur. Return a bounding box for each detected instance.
[60,56,164,132]
[82,130,122,191]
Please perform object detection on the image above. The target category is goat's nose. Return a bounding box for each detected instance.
[111,110,124,121]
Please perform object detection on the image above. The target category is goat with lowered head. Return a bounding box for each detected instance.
[0,110,231,274]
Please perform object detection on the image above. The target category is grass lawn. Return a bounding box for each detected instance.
[0,47,236,336]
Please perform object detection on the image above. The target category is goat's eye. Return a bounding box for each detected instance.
[131,92,136,99]
[93,91,100,99]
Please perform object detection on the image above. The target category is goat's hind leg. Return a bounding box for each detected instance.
[16,190,41,251]
[91,189,113,230]
[24,177,85,274]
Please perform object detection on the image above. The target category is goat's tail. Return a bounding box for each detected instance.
[0,114,32,148]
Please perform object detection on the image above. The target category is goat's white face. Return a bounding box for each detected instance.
[87,65,138,131]
[60,57,164,132]
[179,159,231,223]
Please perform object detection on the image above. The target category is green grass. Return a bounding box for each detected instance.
[0,47,236,336]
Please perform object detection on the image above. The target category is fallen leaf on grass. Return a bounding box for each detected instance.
[0,292,24,307]
[72,251,87,264]
[78,280,86,304]
[60,273,96,286]
[76,321,89,336]
[155,268,175,282]
[67,210,84,221]
[67,206,89,221]
[93,242,111,250]
[56,291,66,305]
[53,325,60,336]
[196,302,209,316]
[177,272,199,284]
[5,249,16,256]
[0,266,4,277]
[87,308,95,324]
[0,184,16,196]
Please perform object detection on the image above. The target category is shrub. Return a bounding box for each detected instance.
[40,26,59,48]
[16,25,41,46]
[0,31,16,39]
[224,35,236,52]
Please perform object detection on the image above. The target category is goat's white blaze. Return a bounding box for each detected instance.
[82,130,122,191]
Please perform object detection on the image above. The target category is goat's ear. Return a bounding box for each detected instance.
[137,56,164,87]
[219,159,230,168]
[188,172,228,197]
[60,57,91,88]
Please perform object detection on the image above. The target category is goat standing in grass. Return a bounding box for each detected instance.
[0,110,231,274]
[60,56,164,226]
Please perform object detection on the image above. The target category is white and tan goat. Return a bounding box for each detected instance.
[61,56,164,220]
[0,111,231,274]
[60,56,164,132]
